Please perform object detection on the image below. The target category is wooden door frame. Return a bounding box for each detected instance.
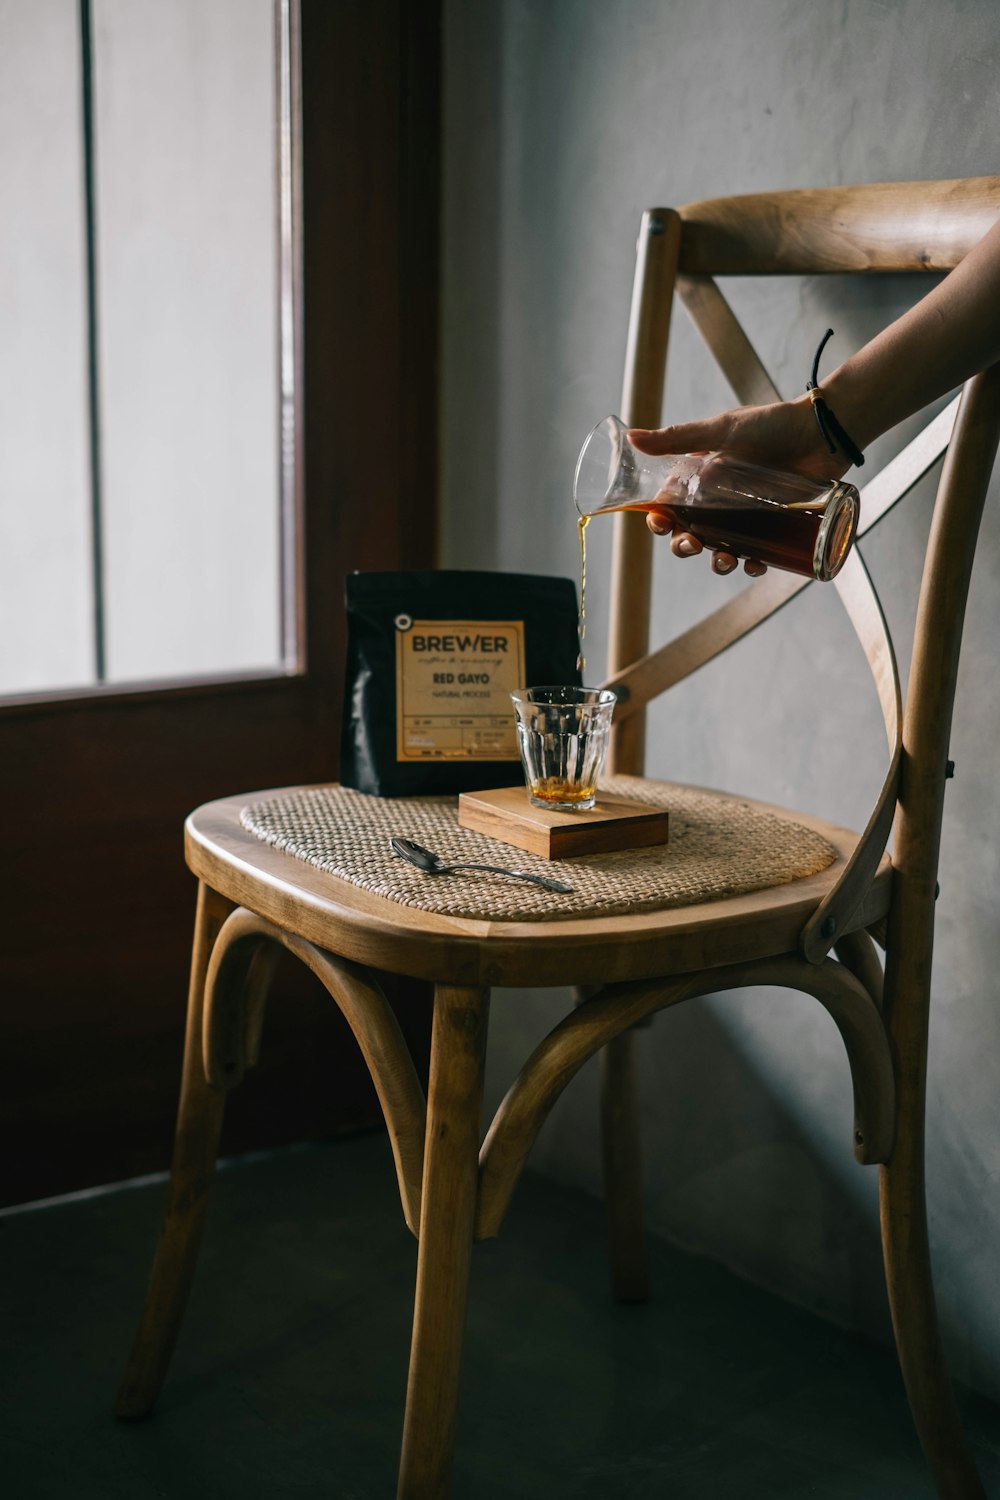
[0,0,440,1206]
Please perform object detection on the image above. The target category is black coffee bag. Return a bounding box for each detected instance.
[340,571,582,796]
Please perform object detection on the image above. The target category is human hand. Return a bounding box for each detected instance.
[629,396,848,576]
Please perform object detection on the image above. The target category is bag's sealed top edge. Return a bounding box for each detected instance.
[345,569,577,598]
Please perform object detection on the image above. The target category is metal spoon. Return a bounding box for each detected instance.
[389,836,573,894]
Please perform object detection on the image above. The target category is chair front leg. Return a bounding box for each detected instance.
[601,1028,650,1302]
[115,881,233,1418]
[397,984,490,1500]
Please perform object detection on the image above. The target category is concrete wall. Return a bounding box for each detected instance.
[441,0,1000,1399]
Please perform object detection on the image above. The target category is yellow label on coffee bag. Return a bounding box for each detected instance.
[395,617,525,761]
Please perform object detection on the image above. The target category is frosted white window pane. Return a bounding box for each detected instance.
[0,0,93,695]
[96,0,281,683]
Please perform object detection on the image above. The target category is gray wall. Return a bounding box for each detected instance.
[441,0,1000,1400]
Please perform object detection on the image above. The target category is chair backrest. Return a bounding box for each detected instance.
[602,178,1000,964]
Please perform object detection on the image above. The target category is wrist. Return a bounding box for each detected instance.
[814,364,876,459]
[786,393,852,479]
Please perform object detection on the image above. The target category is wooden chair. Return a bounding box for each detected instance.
[116,178,1000,1498]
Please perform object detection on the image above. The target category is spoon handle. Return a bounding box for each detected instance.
[389,836,573,894]
[448,862,573,894]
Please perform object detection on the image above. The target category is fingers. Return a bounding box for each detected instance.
[710,553,768,576]
[709,554,768,576]
[644,513,708,560]
[645,514,768,578]
[628,416,731,455]
[642,516,703,553]
[673,534,702,558]
[647,521,768,579]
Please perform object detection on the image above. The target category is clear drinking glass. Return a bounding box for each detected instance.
[511,686,617,812]
[574,414,859,582]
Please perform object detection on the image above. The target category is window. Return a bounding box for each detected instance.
[1,0,289,697]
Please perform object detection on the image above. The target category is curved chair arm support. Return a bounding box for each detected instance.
[801,546,902,962]
[476,953,893,1241]
[242,940,282,1070]
[203,907,427,1234]
[833,928,885,1010]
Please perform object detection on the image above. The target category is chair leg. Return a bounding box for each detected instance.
[115,881,233,1418]
[880,1090,985,1498]
[601,1028,650,1302]
[397,985,490,1500]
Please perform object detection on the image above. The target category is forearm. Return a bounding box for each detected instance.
[630,215,1000,495]
[820,215,1000,451]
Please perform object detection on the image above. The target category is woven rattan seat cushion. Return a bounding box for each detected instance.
[240,776,838,923]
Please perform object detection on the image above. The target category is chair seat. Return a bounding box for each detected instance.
[185,775,892,989]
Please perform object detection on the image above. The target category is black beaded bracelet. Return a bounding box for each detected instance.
[806,328,865,467]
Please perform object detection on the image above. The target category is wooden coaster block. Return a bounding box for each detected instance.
[458,784,669,860]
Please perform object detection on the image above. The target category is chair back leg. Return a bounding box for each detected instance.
[601,1030,650,1302]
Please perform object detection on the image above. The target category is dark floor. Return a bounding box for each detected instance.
[2,1133,999,1499]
